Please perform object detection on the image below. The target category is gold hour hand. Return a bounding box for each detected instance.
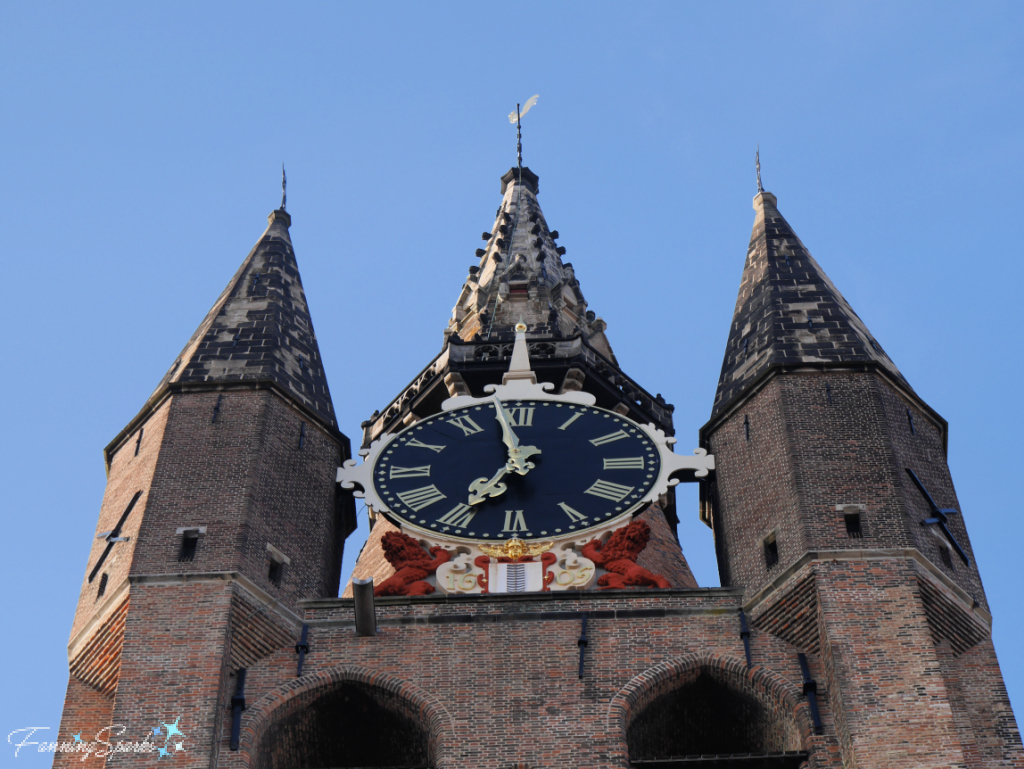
[468,465,510,505]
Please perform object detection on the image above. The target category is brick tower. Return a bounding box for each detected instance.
[53,164,1021,769]
[700,188,1022,766]
[55,205,354,766]
[345,166,695,594]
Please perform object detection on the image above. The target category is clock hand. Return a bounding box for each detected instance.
[491,395,520,452]
[490,395,541,476]
[468,465,510,505]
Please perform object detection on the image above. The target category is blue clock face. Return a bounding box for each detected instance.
[371,400,662,541]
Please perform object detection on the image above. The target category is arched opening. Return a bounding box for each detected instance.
[623,659,808,769]
[253,680,432,769]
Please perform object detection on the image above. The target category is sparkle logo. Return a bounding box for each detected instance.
[152,717,187,758]
[8,717,187,759]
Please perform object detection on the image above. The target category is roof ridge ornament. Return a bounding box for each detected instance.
[281,163,287,211]
[756,145,763,194]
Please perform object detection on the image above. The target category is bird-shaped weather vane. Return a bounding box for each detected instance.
[508,95,539,170]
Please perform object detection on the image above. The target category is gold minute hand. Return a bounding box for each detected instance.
[491,395,520,451]
[490,395,541,475]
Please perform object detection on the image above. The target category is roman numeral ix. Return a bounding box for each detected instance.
[390,465,431,478]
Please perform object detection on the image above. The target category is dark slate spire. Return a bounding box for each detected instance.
[154,208,337,427]
[712,190,909,418]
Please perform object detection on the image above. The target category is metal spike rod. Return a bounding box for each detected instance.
[516,103,523,170]
[756,146,763,193]
[281,163,287,211]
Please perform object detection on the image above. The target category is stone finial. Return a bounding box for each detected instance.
[503,322,537,385]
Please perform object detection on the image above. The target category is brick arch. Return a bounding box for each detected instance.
[237,665,454,769]
[606,652,815,767]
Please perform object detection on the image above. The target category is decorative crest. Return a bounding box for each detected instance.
[281,163,287,211]
[479,538,553,562]
[756,146,763,193]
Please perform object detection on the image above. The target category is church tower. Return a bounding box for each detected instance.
[700,187,1021,766]
[55,206,354,767]
[345,166,696,594]
[52,159,1020,769]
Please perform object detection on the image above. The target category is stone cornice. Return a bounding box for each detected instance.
[742,548,992,629]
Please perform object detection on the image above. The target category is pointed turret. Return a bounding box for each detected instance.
[711,190,909,418]
[153,208,336,428]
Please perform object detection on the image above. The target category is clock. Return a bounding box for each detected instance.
[370,398,662,541]
[337,324,715,550]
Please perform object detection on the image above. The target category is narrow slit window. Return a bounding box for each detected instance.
[764,534,779,570]
[268,559,284,587]
[844,512,863,538]
[97,573,108,599]
[907,409,916,435]
[743,415,750,442]
[179,532,199,562]
[134,428,144,456]
[825,382,832,405]
[939,545,954,570]
[298,421,306,450]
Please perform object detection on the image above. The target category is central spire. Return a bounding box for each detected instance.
[445,166,616,363]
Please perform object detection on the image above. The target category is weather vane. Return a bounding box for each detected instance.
[756,145,763,193]
[281,163,287,211]
[508,95,538,169]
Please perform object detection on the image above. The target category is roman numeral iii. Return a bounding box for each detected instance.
[590,430,629,446]
[447,416,484,436]
[603,457,644,470]
[390,465,431,478]
[584,479,635,502]
[396,485,447,511]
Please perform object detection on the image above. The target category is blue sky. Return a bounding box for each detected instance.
[2,1,1022,760]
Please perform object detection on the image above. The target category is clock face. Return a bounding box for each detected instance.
[371,400,662,541]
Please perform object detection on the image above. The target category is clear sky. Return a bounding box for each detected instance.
[2,1,1022,761]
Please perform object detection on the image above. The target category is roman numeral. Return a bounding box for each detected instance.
[406,438,446,453]
[558,411,584,431]
[603,457,645,470]
[447,416,484,436]
[436,503,476,528]
[590,430,629,446]
[396,485,447,511]
[503,510,528,532]
[503,407,534,427]
[584,479,635,502]
[390,465,431,479]
[558,502,588,523]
